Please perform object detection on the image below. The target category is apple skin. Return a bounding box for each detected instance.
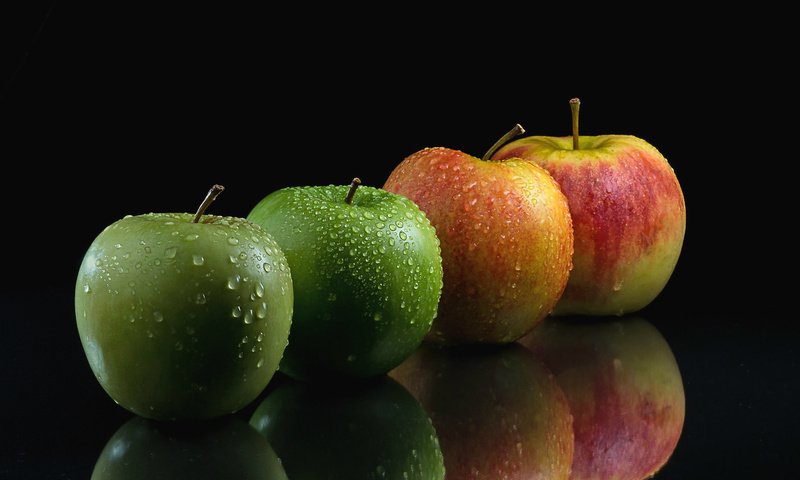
[75,213,293,420]
[520,317,685,480]
[249,377,445,480]
[494,135,685,315]
[247,184,443,379]
[91,416,287,480]
[384,147,573,344]
[390,343,574,480]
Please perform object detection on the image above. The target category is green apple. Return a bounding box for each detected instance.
[91,416,287,480]
[249,377,445,480]
[247,179,443,379]
[75,185,293,420]
[384,126,574,344]
[493,99,686,315]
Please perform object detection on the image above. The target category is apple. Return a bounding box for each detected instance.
[246,178,443,379]
[383,126,574,344]
[249,377,445,479]
[75,185,293,420]
[520,316,685,480]
[91,416,287,480]
[390,343,574,479]
[493,99,686,315]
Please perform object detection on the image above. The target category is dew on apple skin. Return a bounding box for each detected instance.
[164,247,177,259]
[184,233,199,241]
[227,237,239,246]
[232,305,243,318]
[347,354,356,362]
[256,332,264,342]
[227,275,241,290]
[83,284,91,294]
[613,280,624,291]
[153,311,164,322]
[175,341,184,351]
[192,254,205,266]
[256,358,264,368]
[255,302,267,319]
[243,309,255,324]
[195,293,207,304]
[255,282,265,298]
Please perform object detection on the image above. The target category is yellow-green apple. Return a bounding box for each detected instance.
[493,99,685,316]
[75,186,293,420]
[390,343,574,479]
[520,317,685,480]
[249,377,445,479]
[384,126,574,344]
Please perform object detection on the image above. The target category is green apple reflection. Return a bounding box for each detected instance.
[91,416,286,480]
[390,343,574,479]
[520,316,685,480]
[249,377,445,480]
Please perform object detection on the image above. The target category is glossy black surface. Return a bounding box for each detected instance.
[3,3,792,479]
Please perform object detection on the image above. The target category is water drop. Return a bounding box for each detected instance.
[373,312,382,321]
[347,354,356,362]
[242,335,249,344]
[237,351,244,359]
[192,254,205,266]
[164,221,175,225]
[244,310,254,324]
[83,284,91,294]
[144,246,151,254]
[227,275,241,290]
[256,302,267,319]
[515,262,522,271]
[175,341,183,351]
[255,282,265,298]
[263,262,272,273]
[613,280,624,291]
[227,237,239,245]
[195,293,207,304]
[257,332,264,342]
[153,311,164,322]
[114,243,122,249]
[165,247,177,259]
[232,305,243,318]
[186,326,195,335]
[184,233,199,241]
[256,358,264,368]
[229,255,238,264]
[328,293,337,302]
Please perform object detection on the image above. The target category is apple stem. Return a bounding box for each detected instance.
[344,177,361,204]
[192,184,225,223]
[482,124,525,161]
[570,98,580,150]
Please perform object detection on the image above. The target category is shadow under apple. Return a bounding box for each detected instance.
[91,415,286,480]
[249,376,445,480]
[520,316,685,480]
[390,342,574,480]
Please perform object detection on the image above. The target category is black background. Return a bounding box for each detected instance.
[2,3,795,478]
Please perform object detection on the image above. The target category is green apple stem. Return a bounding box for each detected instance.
[482,124,525,160]
[345,177,361,204]
[570,97,580,150]
[192,184,225,223]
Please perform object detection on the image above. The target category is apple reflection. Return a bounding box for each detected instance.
[390,343,575,480]
[249,376,446,480]
[91,415,286,480]
[520,316,685,480]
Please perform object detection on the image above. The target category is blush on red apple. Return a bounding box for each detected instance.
[390,343,574,479]
[520,316,685,480]
[493,99,685,316]
[384,126,574,344]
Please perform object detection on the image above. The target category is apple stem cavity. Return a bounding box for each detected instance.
[345,177,362,205]
[482,124,525,161]
[192,184,225,223]
[570,97,581,150]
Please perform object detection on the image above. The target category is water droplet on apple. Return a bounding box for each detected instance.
[243,310,254,324]
[175,341,183,351]
[373,312,382,321]
[242,335,249,344]
[232,305,242,318]
[186,326,195,335]
[613,280,624,291]
[262,262,272,273]
[164,247,177,259]
[153,311,164,322]
[227,237,239,245]
[192,254,205,266]
[227,275,241,290]
[515,262,522,271]
[255,282,265,298]
[184,233,199,241]
[146,330,154,338]
[328,293,337,302]
[256,358,264,368]
[256,332,264,342]
[195,293,207,304]
[83,284,91,294]
[347,354,356,362]
[237,351,244,359]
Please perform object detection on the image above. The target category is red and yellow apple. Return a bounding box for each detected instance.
[520,316,685,480]
[384,126,574,343]
[494,100,685,316]
[390,343,574,479]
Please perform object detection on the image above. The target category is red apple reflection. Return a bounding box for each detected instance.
[390,343,574,479]
[520,317,685,480]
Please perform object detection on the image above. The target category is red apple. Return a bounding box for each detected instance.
[384,126,574,343]
[520,317,685,480]
[390,343,574,479]
[493,99,685,316]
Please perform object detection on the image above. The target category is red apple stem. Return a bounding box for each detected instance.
[345,177,361,204]
[192,184,225,223]
[482,124,525,161]
[570,98,580,150]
